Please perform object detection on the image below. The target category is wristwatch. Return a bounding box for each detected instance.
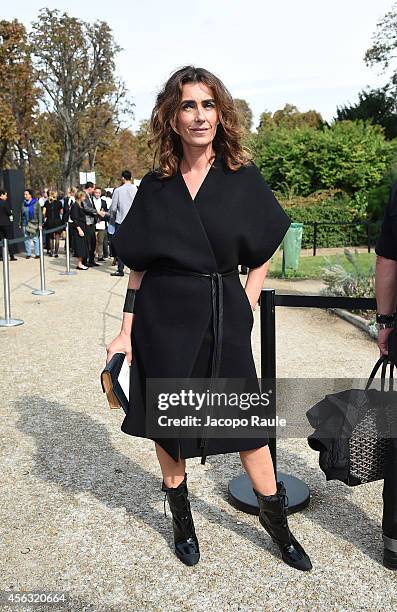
[376,312,396,330]
[376,321,395,330]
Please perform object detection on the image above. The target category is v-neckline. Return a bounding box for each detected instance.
[178,158,216,203]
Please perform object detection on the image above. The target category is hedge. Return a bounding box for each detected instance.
[280,192,382,249]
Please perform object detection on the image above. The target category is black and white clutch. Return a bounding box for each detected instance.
[101,352,130,414]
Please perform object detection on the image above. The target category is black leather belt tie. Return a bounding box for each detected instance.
[153,266,239,465]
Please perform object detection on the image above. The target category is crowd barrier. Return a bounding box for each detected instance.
[228,288,377,515]
[0,222,75,327]
[308,220,374,256]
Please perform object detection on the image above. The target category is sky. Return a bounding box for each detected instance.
[3,0,395,131]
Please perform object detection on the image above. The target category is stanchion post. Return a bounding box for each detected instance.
[366,221,371,253]
[227,288,310,515]
[260,289,277,468]
[32,225,54,296]
[60,222,76,276]
[313,222,317,257]
[0,238,23,327]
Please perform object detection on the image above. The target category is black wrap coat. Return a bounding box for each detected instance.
[112,156,291,463]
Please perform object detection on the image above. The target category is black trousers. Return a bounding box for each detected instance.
[0,224,15,258]
[83,224,96,265]
[383,438,397,548]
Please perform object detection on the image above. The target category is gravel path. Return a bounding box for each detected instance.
[1,255,396,611]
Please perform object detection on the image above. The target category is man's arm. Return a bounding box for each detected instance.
[109,189,119,215]
[376,255,397,355]
[82,196,97,218]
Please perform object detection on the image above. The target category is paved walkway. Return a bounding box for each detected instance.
[1,253,395,611]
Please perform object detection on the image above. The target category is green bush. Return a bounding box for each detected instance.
[280,191,371,249]
[253,120,390,196]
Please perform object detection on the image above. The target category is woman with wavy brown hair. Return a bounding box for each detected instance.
[106,66,312,571]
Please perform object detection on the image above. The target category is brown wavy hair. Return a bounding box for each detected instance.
[149,66,252,177]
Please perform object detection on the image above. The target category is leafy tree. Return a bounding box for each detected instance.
[133,120,154,177]
[0,20,39,171]
[96,128,138,187]
[28,112,63,190]
[30,8,133,190]
[273,104,324,129]
[336,86,397,139]
[365,3,397,87]
[233,98,253,132]
[257,104,324,132]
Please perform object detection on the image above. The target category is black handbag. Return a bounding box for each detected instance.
[100,352,130,414]
[307,356,397,486]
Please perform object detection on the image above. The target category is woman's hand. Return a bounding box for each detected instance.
[78,228,84,237]
[377,327,394,357]
[106,331,133,366]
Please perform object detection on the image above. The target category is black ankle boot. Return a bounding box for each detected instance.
[254,481,312,571]
[384,547,397,570]
[162,473,200,566]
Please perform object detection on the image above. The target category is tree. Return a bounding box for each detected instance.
[257,111,275,133]
[365,3,397,87]
[272,104,324,129]
[133,120,154,177]
[0,20,39,171]
[256,104,324,132]
[336,86,397,139]
[233,98,253,132]
[95,128,138,187]
[30,8,133,190]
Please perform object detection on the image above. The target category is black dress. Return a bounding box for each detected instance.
[70,204,88,259]
[44,200,63,232]
[112,155,291,464]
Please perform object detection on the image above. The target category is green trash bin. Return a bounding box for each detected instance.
[282,222,303,270]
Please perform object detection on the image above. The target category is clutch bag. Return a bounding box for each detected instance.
[101,352,130,414]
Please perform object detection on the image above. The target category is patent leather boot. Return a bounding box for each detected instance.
[384,547,397,570]
[162,473,200,566]
[254,481,312,571]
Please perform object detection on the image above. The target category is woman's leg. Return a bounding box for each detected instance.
[155,442,185,488]
[23,227,31,256]
[156,442,199,566]
[241,445,312,571]
[54,233,60,255]
[240,445,277,496]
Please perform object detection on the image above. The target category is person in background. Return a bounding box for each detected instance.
[92,187,108,261]
[43,191,63,257]
[109,170,137,277]
[106,190,116,265]
[102,190,112,259]
[0,189,17,261]
[38,190,48,208]
[82,181,99,267]
[20,189,41,259]
[63,187,76,255]
[374,180,397,570]
[70,190,89,270]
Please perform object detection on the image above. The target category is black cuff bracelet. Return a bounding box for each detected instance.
[123,288,137,313]
[376,312,396,324]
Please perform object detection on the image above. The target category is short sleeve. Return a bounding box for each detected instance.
[239,164,291,268]
[375,181,397,261]
[111,172,157,271]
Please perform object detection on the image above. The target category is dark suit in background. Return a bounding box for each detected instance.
[82,193,98,266]
[0,198,16,260]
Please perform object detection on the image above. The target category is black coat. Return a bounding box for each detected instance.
[0,199,13,226]
[70,203,88,259]
[112,156,291,463]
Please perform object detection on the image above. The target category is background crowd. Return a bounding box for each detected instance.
[0,169,137,276]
